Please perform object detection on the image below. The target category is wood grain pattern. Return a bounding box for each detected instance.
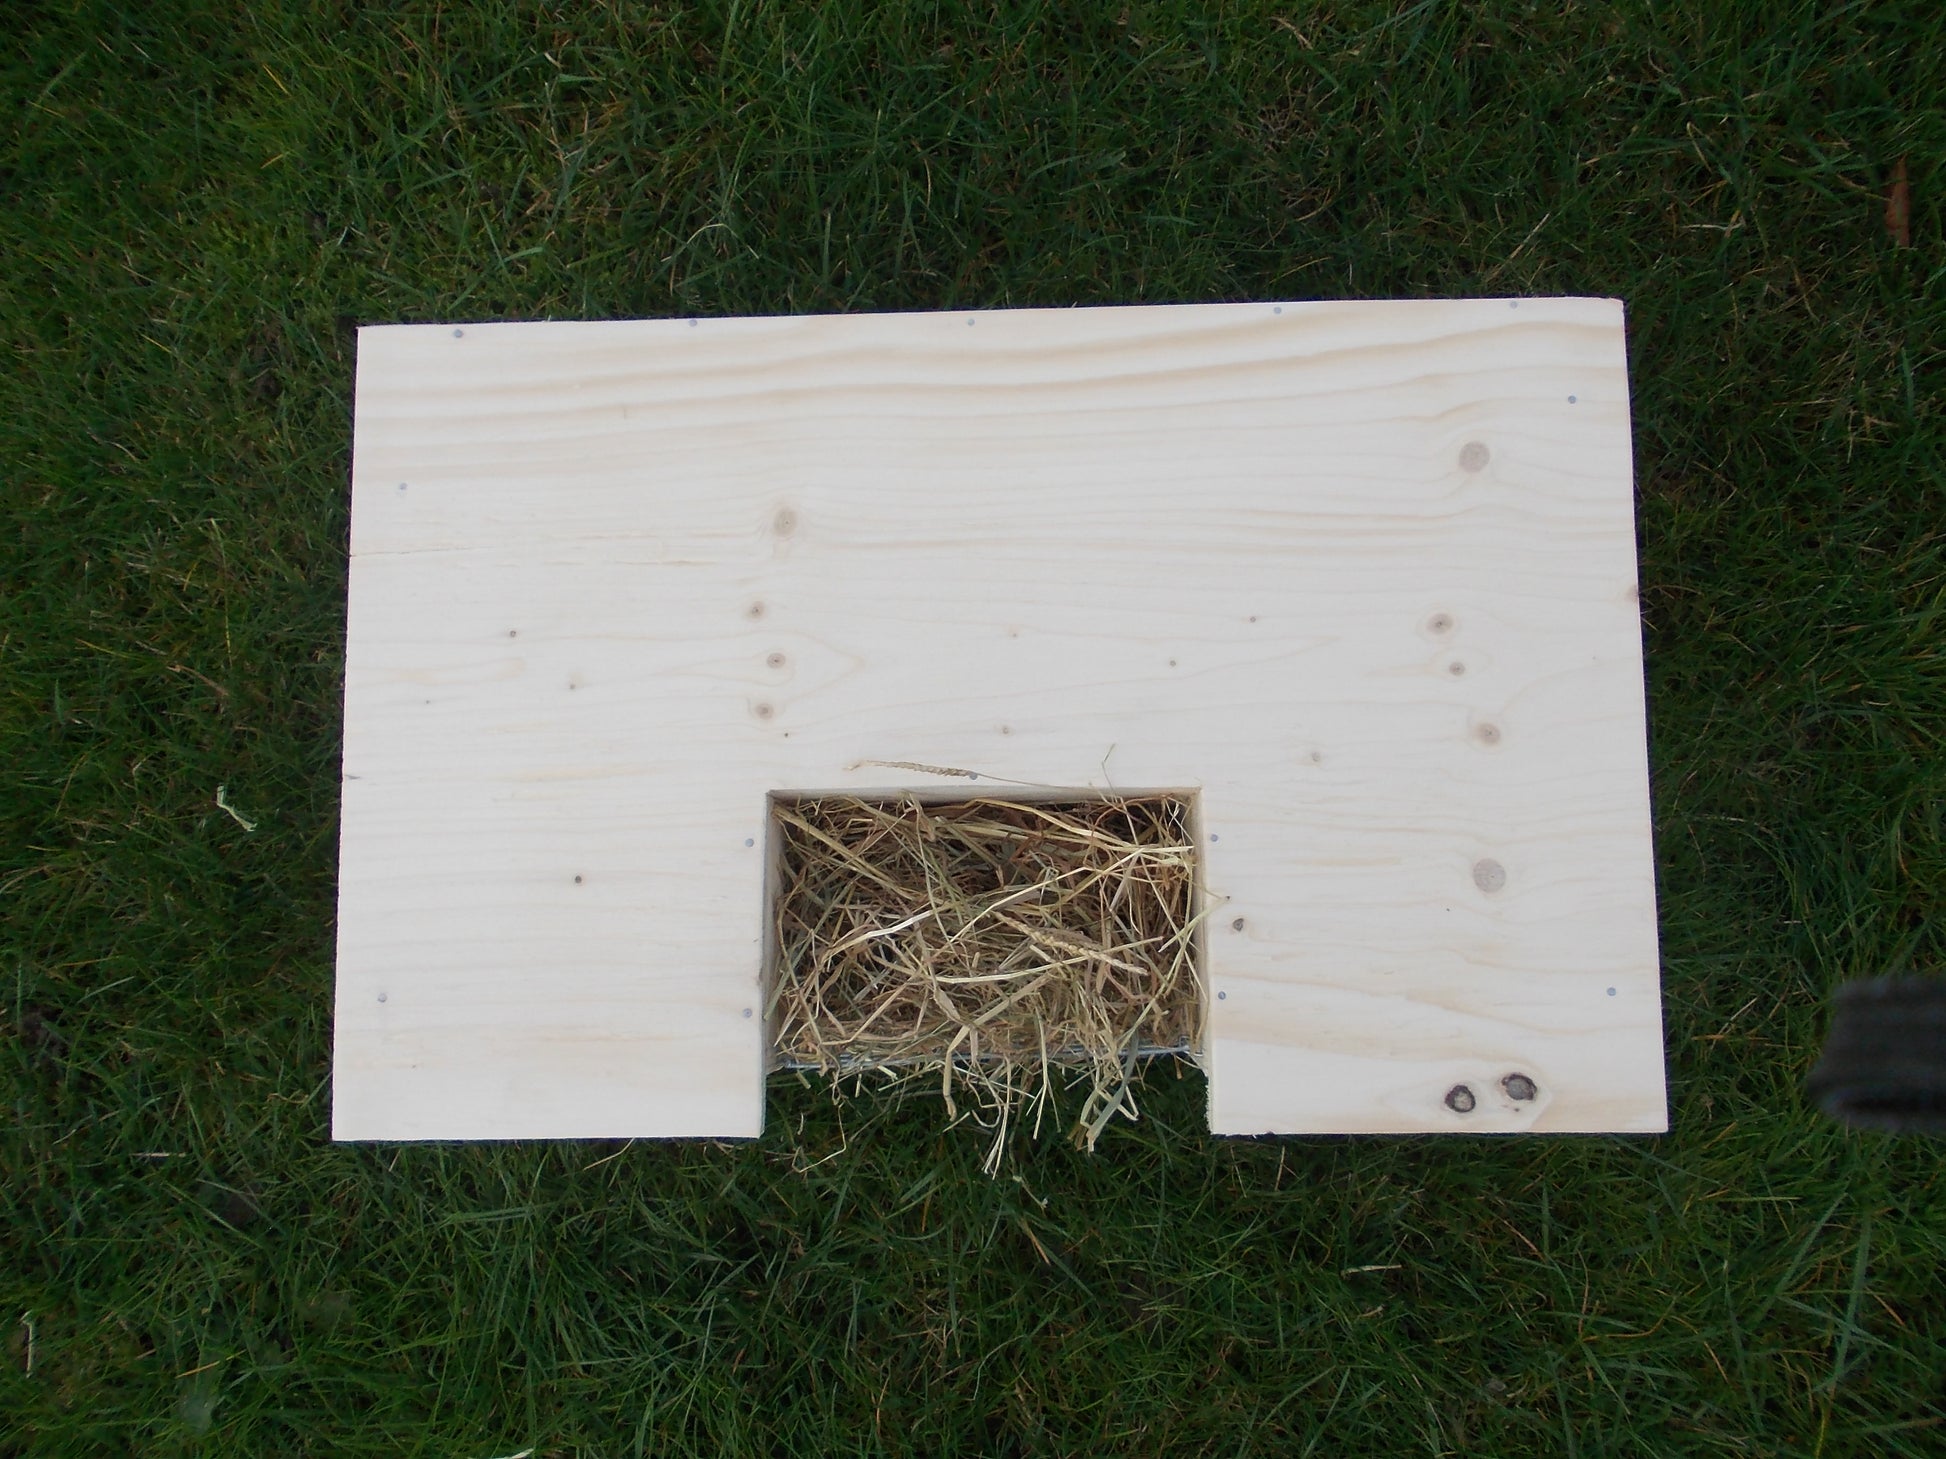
[335,299,1663,1140]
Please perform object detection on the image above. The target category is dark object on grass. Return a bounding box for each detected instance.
[1807,977,1946,1134]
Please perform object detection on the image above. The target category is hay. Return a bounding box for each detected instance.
[767,793,1204,1169]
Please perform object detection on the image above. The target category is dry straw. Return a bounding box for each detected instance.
[768,793,1205,1171]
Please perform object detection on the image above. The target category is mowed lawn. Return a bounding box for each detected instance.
[4,2,1942,1455]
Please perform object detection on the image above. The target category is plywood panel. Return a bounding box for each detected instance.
[335,299,1663,1140]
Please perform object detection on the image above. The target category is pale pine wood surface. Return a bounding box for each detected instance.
[336,299,1663,1139]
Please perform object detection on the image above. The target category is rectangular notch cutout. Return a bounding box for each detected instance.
[764,790,1208,1080]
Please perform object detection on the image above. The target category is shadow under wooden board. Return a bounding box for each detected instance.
[333,299,1664,1141]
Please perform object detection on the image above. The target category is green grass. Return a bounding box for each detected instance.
[4,1,1943,1453]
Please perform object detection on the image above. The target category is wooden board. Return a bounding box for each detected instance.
[335,299,1664,1140]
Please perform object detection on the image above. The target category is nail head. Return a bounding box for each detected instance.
[1473,858,1507,893]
